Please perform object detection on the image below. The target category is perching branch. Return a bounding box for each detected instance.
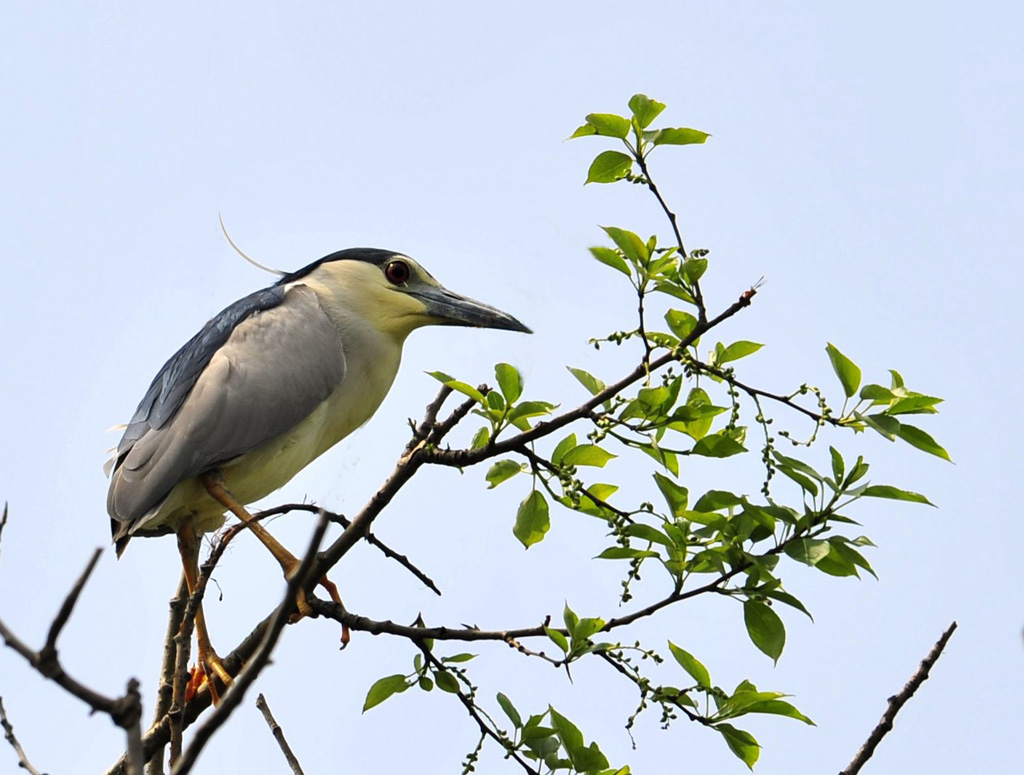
[839,622,958,775]
[170,513,330,775]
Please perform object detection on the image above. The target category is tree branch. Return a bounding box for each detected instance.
[839,621,958,775]
[255,694,305,775]
[170,513,329,775]
[0,695,44,775]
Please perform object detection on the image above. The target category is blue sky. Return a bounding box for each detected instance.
[1,3,1021,773]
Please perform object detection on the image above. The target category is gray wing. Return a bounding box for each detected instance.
[108,283,345,527]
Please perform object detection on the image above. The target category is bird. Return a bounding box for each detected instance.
[106,247,530,700]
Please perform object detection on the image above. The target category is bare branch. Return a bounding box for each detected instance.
[840,621,958,775]
[0,695,44,775]
[170,513,330,775]
[42,547,102,657]
[0,503,8,566]
[255,694,305,775]
[256,503,441,595]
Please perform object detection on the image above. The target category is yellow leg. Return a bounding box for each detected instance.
[200,472,350,645]
[177,520,233,703]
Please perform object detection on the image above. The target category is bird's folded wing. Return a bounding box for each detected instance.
[108,284,346,523]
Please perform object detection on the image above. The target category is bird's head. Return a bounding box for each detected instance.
[280,248,531,340]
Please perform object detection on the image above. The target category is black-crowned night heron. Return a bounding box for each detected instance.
[107,248,529,699]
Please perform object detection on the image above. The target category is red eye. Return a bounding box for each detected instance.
[385,260,410,285]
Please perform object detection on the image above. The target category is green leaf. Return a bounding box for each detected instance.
[586,150,633,184]
[784,538,830,566]
[743,601,786,664]
[738,698,815,725]
[668,642,711,688]
[665,309,698,341]
[681,257,708,284]
[486,459,523,488]
[435,670,460,694]
[508,400,557,429]
[568,366,607,398]
[573,617,606,642]
[693,489,743,512]
[596,547,660,560]
[568,124,597,139]
[861,485,935,506]
[552,433,578,466]
[650,127,711,146]
[563,444,616,467]
[485,390,505,412]
[716,723,760,769]
[829,446,845,484]
[362,674,409,712]
[654,472,689,516]
[717,340,764,364]
[825,343,861,398]
[888,394,943,415]
[585,112,631,138]
[571,743,609,772]
[624,523,673,547]
[442,653,476,663]
[628,93,666,129]
[497,692,522,728]
[471,426,490,450]
[897,424,952,461]
[563,603,579,635]
[678,388,715,440]
[549,708,585,753]
[545,627,569,653]
[589,246,631,277]
[860,383,895,402]
[692,433,746,458]
[514,490,550,548]
[864,412,901,439]
[495,363,523,404]
[426,371,485,405]
[601,226,649,264]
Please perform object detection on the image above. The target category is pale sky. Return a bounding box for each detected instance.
[1,3,1021,774]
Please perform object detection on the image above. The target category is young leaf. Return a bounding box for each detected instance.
[486,459,523,488]
[596,547,660,560]
[654,472,689,516]
[495,363,523,404]
[434,670,460,694]
[567,366,606,397]
[589,246,631,277]
[743,601,786,664]
[897,424,952,461]
[691,433,746,458]
[562,444,616,467]
[601,226,649,264]
[497,692,523,729]
[362,674,409,712]
[717,340,764,364]
[586,150,633,184]
[861,485,935,506]
[665,309,698,341]
[668,642,711,688]
[549,708,585,753]
[829,446,845,484]
[426,371,485,405]
[825,343,861,398]
[545,627,569,653]
[585,112,631,138]
[552,433,578,465]
[650,127,711,146]
[514,490,550,548]
[716,723,760,769]
[628,93,666,129]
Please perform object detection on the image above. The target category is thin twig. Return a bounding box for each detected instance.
[255,504,441,595]
[0,695,44,775]
[170,513,330,775]
[255,694,305,775]
[840,621,958,775]
[414,642,538,775]
[0,503,8,566]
